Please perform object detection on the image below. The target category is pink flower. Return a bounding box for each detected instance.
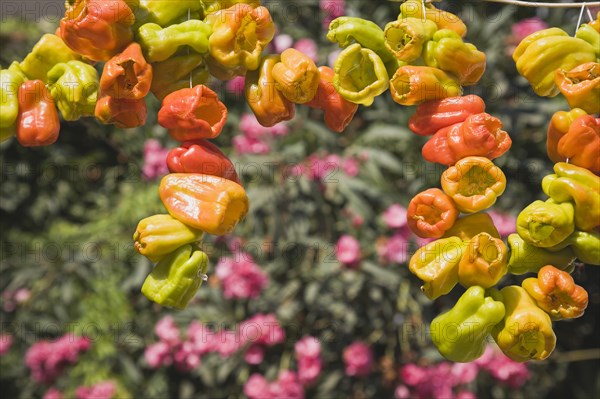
[295,336,322,385]
[186,321,215,355]
[43,388,64,399]
[144,341,172,368]
[226,76,245,97]
[244,344,265,365]
[451,362,479,384]
[240,314,285,346]
[476,346,530,388]
[269,371,305,399]
[335,235,361,266]
[173,342,201,371]
[377,231,410,264]
[295,336,321,359]
[215,253,269,300]
[394,385,411,399]
[383,204,408,229]
[272,34,294,53]
[240,113,270,139]
[244,374,272,399]
[320,0,346,28]
[489,211,516,237]
[75,381,116,399]
[142,139,169,181]
[214,329,244,358]
[155,316,181,345]
[342,157,360,177]
[0,333,13,356]
[456,391,477,399]
[233,135,271,155]
[25,335,91,384]
[14,288,31,303]
[328,50,341,68]
[343,342,373,377]
[511,17,549,42]
[400,364,427,386]
[294,38,318,62]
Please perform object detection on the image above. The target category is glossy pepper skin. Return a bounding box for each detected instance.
[206,4,275,77]
[150,53,209,101]
[507,234,575,275]
[575,23,600,58]
[19,34,82,82]
[399,0,467,37]
[135,0,203,27]
[549,230,600,265]
[245,55,295,127]
[141,244,209,310]
[384,17,438,63]
[512,27,596,97]
[203,0,261,15]
[60,0,135,61]
[94,95,147,128]
[522,265,588,320]
[490,286,557,362]
[458,232,508,288]
[440,157,506,213]
[516,200,575,248]
[100,43,152,100]
[443,213,500,241]
[408,237,465,299]
[158,85,227,141]
[0,66,27,141]
[306,66,358,133]
[133,214,204,263]
[334,44,390,106]
[431,286,505,363]
[16,80,60,147]
[407,188,458,239]
[47,60,98,121]
[422,113,512,166]
[423,29,486,85]
[167,140,241,184]
[390,65,461,106]
[557,116,600,173]
[137,20,212,63]
[555,62,600,114]
[272,48,320,104]
[409,95,486,137]
[546,108,588,164]
[159,174,249,236]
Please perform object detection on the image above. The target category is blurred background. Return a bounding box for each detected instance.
[1,1,599,398]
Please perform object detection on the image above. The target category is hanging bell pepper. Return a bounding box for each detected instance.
[546,108,588,164]
[167,139,241,184]
[490,286,557,362]
[399,0,467,37]
[407,188,459,239]
[100,43,152,100]
[59,0,135,61]
[134,214,204,263]
[306,66,358,133]
[590,12,600,32]
[0,66,27,141]
[16,80,60,147]
[272,48,320,104]
[522,265,588,320]
[384,17,438,63]
[206,4,275,76]
[555,62,600,114]
[245,55,295,127]
[19,34,82,82]
[422,113,512,166]
[422,29,486,85]
[516,200,575,248]
[94,95,147,128]
[431,286,505,363]
[507,233,575,275]
[159,173,249,236]
[202,0,262,16]
[46,60,98,121]
[135,0,203,27]
[443,213,500,241]
[549,230,600,265]
[137,20,212,63]
[409,95,486,137]
[408,236,465,300]
[512,27,596,97]
[557,115,600,174]
[390,65,461,106]
[141,244,209,309]
[575,23,600,58]
[150,53,209,101]
[440,157,506,213]
[158,85,228,141]
[458,232,508,288]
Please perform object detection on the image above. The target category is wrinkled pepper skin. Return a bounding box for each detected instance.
[333,44,390,106]
[141,244,208,309]
[206,4,275,76]
[555,62,600,114]
[384,17,438,63]
[137,20,212,63]
[94,95,147,128]
[546,108,588,164]
[100,43,152,100]
[507,234,575,275]
[158,85,227,141]
[409,95,486,137]
[390,65,461,106]
[272,48,320,104]
[47,60,98,121]
[16,80,60,147]
[133,214,204,263]
[423,113,512,166]
[135,0,203,27]
[549,230,600,265]
[159,174,249,236]
[443,213,500,241]
[19,34,82,82]
[407,188,459,239]
[440,157,506,213]
[517,200,575,248]
[408,237,466,299]
[0,67,27,141]
[245,55,295,127]
[399,0,467,37]
[522,265,588,320]
[576,23,600,58]
[458,232,508,288]
[490,286,557,362]
[512,27,596,97]
[557,116,600,174]
[423,29,486,85]
[431,286,505,363]
[150,53,209,100]
[203,0,261,15]
[60,0,135,61]
[306,66,358,133]
[167,140,241,184]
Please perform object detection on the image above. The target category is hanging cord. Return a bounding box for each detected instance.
[576,3,588,34]
[588,7,595,21]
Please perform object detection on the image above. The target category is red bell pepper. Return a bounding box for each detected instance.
[16,80,60,147]
[408,95,486,136]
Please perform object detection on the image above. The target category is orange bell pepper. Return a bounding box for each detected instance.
[555,62,600,114]
[16,80,60,147]
[407,188,459,239]
[546,108,588,164]
[408,95,486,137]
[389,65,462,106]
[272,48,320,104]
[557,115,600,173]
[94,94,147,128]
[458,232,508,289]
[100,43,152,100]
[443,212,501,241]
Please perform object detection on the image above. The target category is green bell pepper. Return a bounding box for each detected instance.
[47,61,99,121]
[0,64,27,141]
[549,230,600,266]
[20,34,82,82]
[137,20,212,62]
[516,200,575,248]
[507,233,575,275]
